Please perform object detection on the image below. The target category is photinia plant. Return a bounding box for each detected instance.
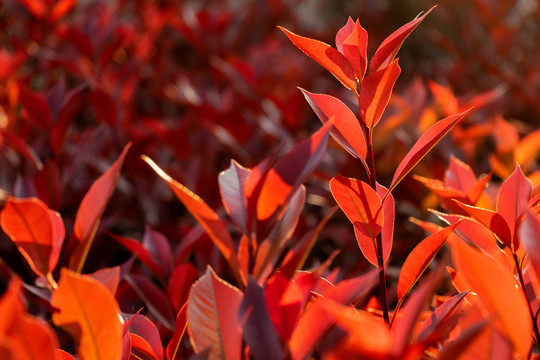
[2,2,540,360]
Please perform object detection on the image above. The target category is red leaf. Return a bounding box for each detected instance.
[335,17,355,53]
[71,142,131,273]
[415,291,469,344]
[166,303,187,360]
[369,6,435,72]
[16,0,47,18]
[143,226,173,277]
[451,240,532,358]
[110,233,164,277]
[301,89,367,160]
[289,269,378,360]
[264,272,304,342]
[125,274,175,331]
[520,210,540,287]
[89,266,120,296]
[19,88,52,130]
[49,0,75,22]
[256,121,331,224]
[130,333,159,360]
[388,109,472,195]
[279,207,337,278]
[496,164,532,250]
[88,89,117,127]
[143,156,240,283]
[397,222,460,300]
[51,269,123,360]
[167,263,199,312]
[278,27,357,93]
[377,183,394,265]
[239,278,284,360]
[1,131,43,170]
[360,59,401,128]
[218,160,250,235]
[128,314,163,360]
[330,175,383,266]
[452,201,512,247]
[342,20,368,80]
[0,197,64,277]
[187,267,243,360]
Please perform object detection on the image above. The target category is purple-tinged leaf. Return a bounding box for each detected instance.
[218,160,250,235]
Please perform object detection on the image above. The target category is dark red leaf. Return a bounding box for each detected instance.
[19,88,52,130]
[166,263,199,312]
[143,226,173,277]
[128,314,163,360]
[110,233,164,278]
[239,278,284,360]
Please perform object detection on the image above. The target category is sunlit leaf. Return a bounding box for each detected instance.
[369,6,435,72]
[166,303,187,360]
[51,269,122,360]
[451,240,532,358]
[388,109,472,195]
[71,142,132,273]
[143,156,240,283]
[0,197,64,277]
[330,175,383,266]
[342,19,368,80]
[496,164,532,250]
[335,17,355,53]
[360,59,401,129]
[377,183,394,265]
[397,222,460,301]
[301,89,366,160]
[187,267,243,360]
[279,27,357,93]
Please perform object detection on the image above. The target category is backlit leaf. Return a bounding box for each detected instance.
[451,240,532,358]
[187,267,243,360]
[51,269,122,360]
[279,27,357,93]
[360,59,401,128]
[369,6,435,72]
[397,222,460,300]
[0,197,64,277]
[377,183,394,265]
[256,121,331,224]
[388,109,472,195]
[301,89,366,160]
[335,17,355,53]
[342,20,368,80]
[71,142,131,273]
[330,175,383,266]
[143,156,240,283]
[167,303,187,360]
[496,164,532,250]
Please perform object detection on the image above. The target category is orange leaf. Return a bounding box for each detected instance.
[451,240,532,357]
[187,267,243,360]
[397,222,460,300]
[330,175,383,266]
[143,156,240,283]
[301,89,367,160]
[360,59,401,128]
[51,269,122,360]
[342,20,368,80]
[0,197,64,277]
[279,27,357,93]
[388,109,472,195]
[369,6,435,72]
[71,142,131,273]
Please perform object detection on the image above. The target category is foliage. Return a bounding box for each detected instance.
[1,0,540,359]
